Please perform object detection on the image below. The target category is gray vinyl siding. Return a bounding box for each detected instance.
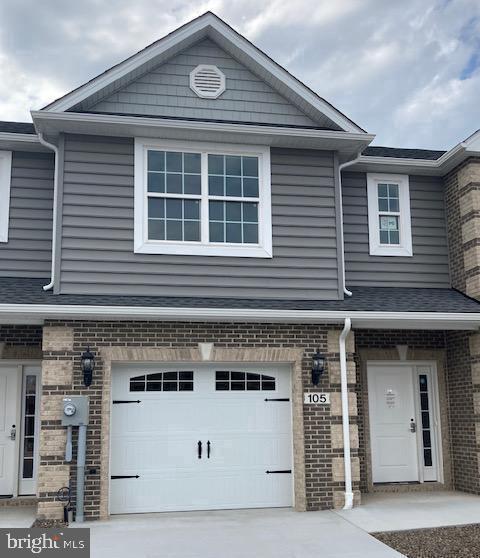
[59,134,339,299]
[0,152,54,278]
[86,39,316,127]
[342,171,450,288]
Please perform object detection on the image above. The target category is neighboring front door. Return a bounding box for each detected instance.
[368,364,419,483]
[0,367,19,496]
[110,364,292,514]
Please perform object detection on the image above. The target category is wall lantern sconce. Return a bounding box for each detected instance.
[311,348,325,386]
[81,347,95,387]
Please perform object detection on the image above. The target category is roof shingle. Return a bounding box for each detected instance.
[0,121,35,134]
[363,146,446,161]
[0,278,478,313]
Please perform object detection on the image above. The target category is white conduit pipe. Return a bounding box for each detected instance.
[338,153,362,297]
[339,317,353,509]
[37,133,59,291]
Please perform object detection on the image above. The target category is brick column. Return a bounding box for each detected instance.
[326,330,361,508]
[445,157,480,298]
[446,331,480,494]
[37,326,74,521]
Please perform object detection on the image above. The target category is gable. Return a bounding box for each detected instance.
[43,13,364,133]
[82,39,318,128]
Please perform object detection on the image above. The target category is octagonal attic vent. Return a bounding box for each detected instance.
[190,65,226,99]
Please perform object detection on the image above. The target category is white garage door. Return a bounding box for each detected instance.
[110,363,293,514]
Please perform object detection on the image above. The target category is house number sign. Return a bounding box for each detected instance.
[304,392,330,404]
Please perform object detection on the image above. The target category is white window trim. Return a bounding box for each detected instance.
[134,138,272,258]
[0,151,12,243]
[367,172,412,257]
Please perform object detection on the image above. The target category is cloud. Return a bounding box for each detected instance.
[0,0,479,148]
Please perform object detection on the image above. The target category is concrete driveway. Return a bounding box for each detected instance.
[336,491,480,533]
[0,506,36,528]
[72,508,403,558]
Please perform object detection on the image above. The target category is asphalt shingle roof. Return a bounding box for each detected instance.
[0,121,450,164]
[0,277,478,313]
[363,146,446,160]
[0,121,35,134]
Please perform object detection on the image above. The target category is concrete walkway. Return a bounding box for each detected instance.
[0,506,36,528]
[336,491,480,533]
[72,508,403,558]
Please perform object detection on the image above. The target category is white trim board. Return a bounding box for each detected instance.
[0,150,12,243]
[367,173,412,257]
[134,138,272,258]
[42,13,364,133]
[0,304,478,329]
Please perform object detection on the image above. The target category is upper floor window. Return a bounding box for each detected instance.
[134,139,272,258]
[367,173,412,257]
[0,151,12,243]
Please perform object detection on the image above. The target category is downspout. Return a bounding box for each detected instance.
[338,153,362,297]
[339,317,353,509]
[37,133,59,291]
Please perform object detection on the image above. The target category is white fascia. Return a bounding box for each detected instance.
[0,133,40,144]
[0,304,479,326]
[31,111,373,144]
[356,130,480,174]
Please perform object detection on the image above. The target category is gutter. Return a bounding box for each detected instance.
[338,153,362,296]
[0,304,479,324]
[31,111,375,144]
[339,317,353,509]
[0,132,40,144]
[37,134,59,291]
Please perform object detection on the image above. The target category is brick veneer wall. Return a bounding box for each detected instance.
[355,330,447,492]
[0,325,42,345]
[446,331,480,494]
[444,164,465,292]
[0,325,42,359]
[38,321,359,520]
[444,157,480,298]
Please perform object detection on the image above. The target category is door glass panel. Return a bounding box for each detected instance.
[22,374,36,479]
[418,374,433,468]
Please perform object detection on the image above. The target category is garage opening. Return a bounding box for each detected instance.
[110,363,293,514]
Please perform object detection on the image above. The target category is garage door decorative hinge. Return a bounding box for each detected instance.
[264,398,290,402]
[111,475,140,479]
[112,400,142,404]
[265,470,292,474]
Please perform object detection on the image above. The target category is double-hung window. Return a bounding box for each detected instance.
[0,151,12,243]
[367,173,412,257]
[134,139,272,257]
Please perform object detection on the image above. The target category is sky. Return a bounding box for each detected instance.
[0,0,479,149]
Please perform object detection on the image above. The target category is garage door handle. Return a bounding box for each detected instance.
[207,440,211,458]
[198,440,202,459]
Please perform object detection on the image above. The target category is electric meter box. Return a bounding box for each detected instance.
[61,396,89,426]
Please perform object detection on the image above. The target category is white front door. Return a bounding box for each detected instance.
[368,364,419,483]
[0,367,19,495]
[110,364,293,514]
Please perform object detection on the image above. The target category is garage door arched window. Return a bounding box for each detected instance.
[130,371,194,392]
[215,371,275,391]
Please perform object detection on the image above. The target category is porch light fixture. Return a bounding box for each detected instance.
[311,348,325,386]
[81,347,95,387]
